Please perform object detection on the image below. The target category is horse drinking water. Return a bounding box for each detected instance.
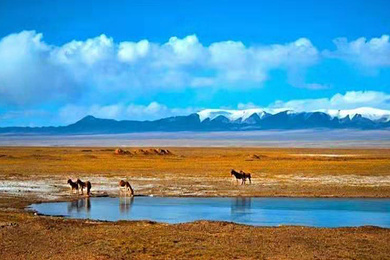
[119,180,134,196]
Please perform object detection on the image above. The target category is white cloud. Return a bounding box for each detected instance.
[325,35,390,67]
[269,91,390,111]
[54,34,115,65]
[0,31,321,106]
[208,37,319,84]
[118,40,150,63]
[0,31,79,106]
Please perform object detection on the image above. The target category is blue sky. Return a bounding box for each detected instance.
[0,0,389,126]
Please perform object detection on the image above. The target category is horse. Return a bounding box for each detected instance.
[76,179,92,196]
[230,169,246,185]
[67,179,79,193]
[230,169,252,185]
[240,170,252,184]
[119,180,134,196]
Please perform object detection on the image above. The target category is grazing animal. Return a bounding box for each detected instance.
[76,179,92,195]
[230,169,245,185]
[119,180,134,196]
[230,169,252,185]
[240,170,252,184]
[67,179,79,193]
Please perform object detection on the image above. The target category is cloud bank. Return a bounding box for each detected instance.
[0,31,321,106]
[1,31,388,106]
[326,35,390,68]
[269,91,390,111]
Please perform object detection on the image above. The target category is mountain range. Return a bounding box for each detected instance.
[2,107,390,134]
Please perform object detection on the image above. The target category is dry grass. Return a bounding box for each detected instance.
[0,203,389,260]
[1,147,390,197]
[1,147,390,177]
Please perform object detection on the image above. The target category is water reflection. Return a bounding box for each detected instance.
[231,197,252,215]
[67,198,91,213]
[119,196,134,214]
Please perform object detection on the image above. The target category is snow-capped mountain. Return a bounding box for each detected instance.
[197,107,390,123]
[197,109,270,122]
[1,107,390,134]
[318,107,390,122]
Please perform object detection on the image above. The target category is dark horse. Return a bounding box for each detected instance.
[230,169,252,185]
[67,179,79,193]
[77,179,92,196]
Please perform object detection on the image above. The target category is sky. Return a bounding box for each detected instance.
[0,0,389,126]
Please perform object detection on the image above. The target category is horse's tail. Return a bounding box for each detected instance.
[248,174,252,184]
[86,181,92,195]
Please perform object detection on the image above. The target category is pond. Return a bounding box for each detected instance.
[29,197,390,228]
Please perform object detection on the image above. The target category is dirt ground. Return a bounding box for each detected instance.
[1,147,390,259]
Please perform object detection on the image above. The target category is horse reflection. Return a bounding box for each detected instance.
[119,196,134,214]
[67,198,91,213]
[231,197,252,214]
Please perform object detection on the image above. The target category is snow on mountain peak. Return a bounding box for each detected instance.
[317,107,390,121]
[197,107,390,122]
[197,109,268,122]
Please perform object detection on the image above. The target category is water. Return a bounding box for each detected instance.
[29,197,390,227]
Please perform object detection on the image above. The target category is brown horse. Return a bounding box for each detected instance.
[240,170,252,184]
[119,180,134,196]
[76,179,92,195]
[230,169,252,185]
[67,179,79,193]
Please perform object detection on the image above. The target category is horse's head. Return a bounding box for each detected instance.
[231,169,236,175]
[76,179,81,184]
[67,179,72,184]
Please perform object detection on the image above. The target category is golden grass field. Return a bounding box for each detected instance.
[1,146,390,259]
[1,146,390,197]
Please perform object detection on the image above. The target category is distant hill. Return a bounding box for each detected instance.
[1,107,390,134]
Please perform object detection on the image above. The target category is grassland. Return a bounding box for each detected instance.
[1,146,390,197]
[0,146,390,259]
